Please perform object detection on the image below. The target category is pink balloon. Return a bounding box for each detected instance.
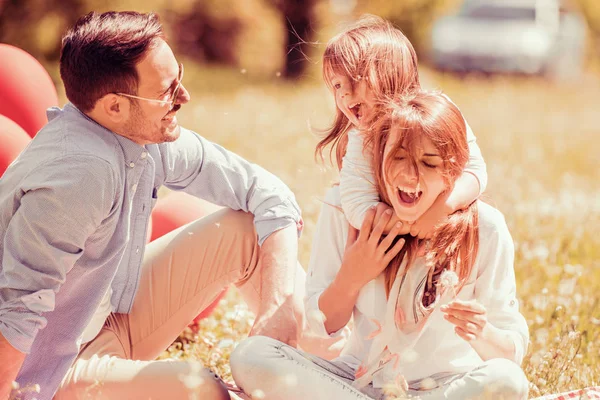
[0,115,31,177]
[0,44,59,138]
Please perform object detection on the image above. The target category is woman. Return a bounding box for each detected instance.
[230,91,529,400]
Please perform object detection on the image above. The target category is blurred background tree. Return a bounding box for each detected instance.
[1,0,599,82]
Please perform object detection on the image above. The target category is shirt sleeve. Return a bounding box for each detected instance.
[0,156,115,353]
[473,206,529,364]
[464,120,488,195]
[305,187,349,338]
[339,129,380,230]
[442,94,487,194]
[159,128,301,245]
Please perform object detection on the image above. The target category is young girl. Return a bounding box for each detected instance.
[318,15,487,237]
[230,91,528,400]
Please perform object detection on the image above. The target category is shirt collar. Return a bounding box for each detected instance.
[62,103,146,165]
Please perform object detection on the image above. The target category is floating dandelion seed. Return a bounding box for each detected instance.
[215,222,221,228]
[11,381,19,390]
[419,377,437,390]
[275,71,281,77]
[440,269,459,288]
[402,348,419,363]
[240,69,247,74]
[440,269,459,299]
[568,331,581,340]
[283,373,298,386]
[251,389,265,399]
[181,373,205,390]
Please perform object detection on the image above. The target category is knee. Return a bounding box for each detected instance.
[230,336,282,389]
[230,335,279,371]
[480,358,529,400]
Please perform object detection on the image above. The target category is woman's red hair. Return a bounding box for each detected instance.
[369,91,480,297]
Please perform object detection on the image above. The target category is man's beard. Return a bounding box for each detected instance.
[121,104,182,145]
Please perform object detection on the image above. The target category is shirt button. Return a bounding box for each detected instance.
[132,184,137,192]
[129,162,135,168]
[141,152,148,159]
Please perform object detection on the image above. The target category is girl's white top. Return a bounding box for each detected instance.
[305,187,528,387]
[340,117,488,229]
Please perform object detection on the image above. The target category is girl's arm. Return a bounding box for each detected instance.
[410,118,488,238]
[442,206,528,364]
[339,129,382,230]
[464,120,488,195]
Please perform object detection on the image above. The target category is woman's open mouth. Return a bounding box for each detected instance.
[397,186,422,207]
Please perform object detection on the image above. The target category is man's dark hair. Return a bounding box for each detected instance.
[60,11,164,112]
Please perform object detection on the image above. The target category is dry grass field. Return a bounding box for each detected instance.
[150,63,600,398]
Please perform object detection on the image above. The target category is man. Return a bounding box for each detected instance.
[0,11,305,400]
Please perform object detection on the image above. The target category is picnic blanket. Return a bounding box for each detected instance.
[533,387,600,400]
[228,385,600,399]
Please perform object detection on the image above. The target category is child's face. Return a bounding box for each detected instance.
[329,73,375,128]
[383,130,447,222]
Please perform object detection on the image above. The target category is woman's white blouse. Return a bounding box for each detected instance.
[305,186,529,385]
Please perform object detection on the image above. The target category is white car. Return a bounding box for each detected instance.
[430,0,586,78]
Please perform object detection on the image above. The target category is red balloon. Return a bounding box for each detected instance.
[0,44,59,138]
[146,215,153,244]
[0,115,31,177]
[150,191,222,241]
[150,191,226,321]
[192,290,227,324]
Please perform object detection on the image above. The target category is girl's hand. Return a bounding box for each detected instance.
[409,199,449,239]
[339,204,406,292]
[378,203,411,236]
[441,299,488,342]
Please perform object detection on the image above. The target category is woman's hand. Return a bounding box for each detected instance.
[441,299,521,362]
[441,299,488,341]
[338,204,406,293]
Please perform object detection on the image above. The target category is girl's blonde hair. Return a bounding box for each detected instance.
[369,91,479,298]
[316,15,421,169]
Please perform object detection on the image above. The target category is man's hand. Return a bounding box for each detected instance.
[249,296,301,347]
[339,204,406,292]
[248,225,301,347]
[0,332,25,400]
